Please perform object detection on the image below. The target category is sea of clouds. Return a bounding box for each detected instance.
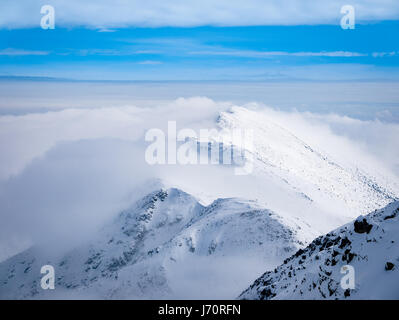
[0,90,398,262]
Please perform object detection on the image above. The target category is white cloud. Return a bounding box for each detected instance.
[97,28,116,33]
[1,95,399,262]
[0,138,157,258]
[0,97,225,181]
[0,0,398,29]
[372,51,397,58]
[0,97,228,260]
[0,48,50,56]
[189,50,368,58]
[292,51,366,57]
[138,60,162,65]
[252,105,399,178]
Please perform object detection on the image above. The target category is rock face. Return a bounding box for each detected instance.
[0,188,315,299]
[354,218,373,234]
[385,262,395,271]
[239,201,399,300]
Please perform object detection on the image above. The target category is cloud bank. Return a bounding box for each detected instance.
[0,97,398,263]
[1,0,399,29]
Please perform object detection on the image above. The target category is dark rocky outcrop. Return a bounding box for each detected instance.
[385,262,395,271]
[354,218,373,234]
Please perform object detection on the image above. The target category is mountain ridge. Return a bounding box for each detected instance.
[0,187,315,299]
[239,200,399,300]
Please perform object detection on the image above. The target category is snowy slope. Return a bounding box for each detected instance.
[0,188,316,299]
[218,107,398,216]
[164,106,398,236]
[1,105,398,300]
[239,201,399,300]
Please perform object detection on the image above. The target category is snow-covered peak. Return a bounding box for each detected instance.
[0,187,315,299]
[219,106,398,212]
[210,106,398,231]
[239,201,399,300]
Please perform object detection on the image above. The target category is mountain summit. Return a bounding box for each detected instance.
[0,187,315,299]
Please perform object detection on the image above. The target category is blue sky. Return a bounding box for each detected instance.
[1,1,399,80]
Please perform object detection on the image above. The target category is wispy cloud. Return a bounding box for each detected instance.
[372,51,398,58]
[97,28,116,33]
[0,48,50,56]
[137,60,162,65]
[189,50,368,58]
[291,51,367,57]
[59,48,160,56]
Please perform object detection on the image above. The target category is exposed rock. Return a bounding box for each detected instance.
[354,218,373,234]
[239,201,399,300]
[385,262,395,271]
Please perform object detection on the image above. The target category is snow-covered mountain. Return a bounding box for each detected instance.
[0,187,316,299]
[170,106,398,235]
[1,105,398,299]
[217,107,398,221]
[239,201,399,300]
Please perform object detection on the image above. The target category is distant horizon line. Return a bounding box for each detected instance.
[1,75,399,83]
